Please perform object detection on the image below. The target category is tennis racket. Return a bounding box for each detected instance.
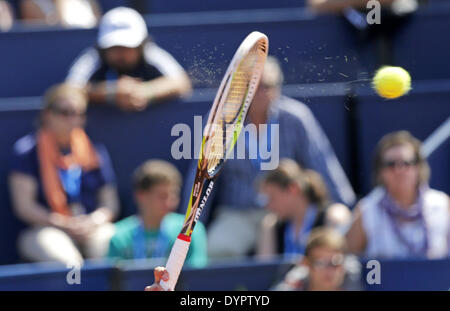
[160,31,269,291]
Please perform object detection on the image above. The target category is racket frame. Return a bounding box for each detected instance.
[160,31,268,291]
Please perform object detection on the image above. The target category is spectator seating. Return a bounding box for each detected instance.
[2,6,449,97]
[363,257,450,291]
[393,3,450,81]
[1,6,449,97]
[0,260,115,291]
[0,83,448,265]
[2,8,368,95]
[98,0,307,14]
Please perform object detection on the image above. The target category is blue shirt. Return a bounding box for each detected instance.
[181,96,356,220]
[9,132,116,214]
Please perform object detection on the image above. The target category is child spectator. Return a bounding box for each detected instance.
[271,228,362,291]
[107,160,208,268]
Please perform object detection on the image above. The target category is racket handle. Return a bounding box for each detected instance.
[160,235,191,291]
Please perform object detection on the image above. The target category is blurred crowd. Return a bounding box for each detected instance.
[4,2,449,292]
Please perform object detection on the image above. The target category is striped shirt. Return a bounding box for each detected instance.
[65,41,186,87]
[181,96,356,219]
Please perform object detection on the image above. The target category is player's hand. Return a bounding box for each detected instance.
[145,266,171,291]
[116,76,148,111]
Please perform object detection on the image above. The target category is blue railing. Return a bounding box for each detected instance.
[0,257,448,291]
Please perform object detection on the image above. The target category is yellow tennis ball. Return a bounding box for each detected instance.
[372,66,411,99]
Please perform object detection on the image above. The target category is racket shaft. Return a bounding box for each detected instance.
[161,179,214,290]
[160,235,191,291]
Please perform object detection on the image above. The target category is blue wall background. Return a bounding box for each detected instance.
[0,257,449,291]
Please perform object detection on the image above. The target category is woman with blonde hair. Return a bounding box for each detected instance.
[346,131,449,259]
[9,83,120,266]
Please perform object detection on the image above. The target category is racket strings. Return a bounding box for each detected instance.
[205,47,264,172]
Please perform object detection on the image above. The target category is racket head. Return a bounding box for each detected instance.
[200,31,269,179]
[180,32,268,237]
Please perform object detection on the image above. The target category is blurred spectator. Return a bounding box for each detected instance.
[145,266,169,291]
[256,159,352,259]
[346,131,450,259]
[271,228,362,291]
[66,7,192,112]
[0,0,14,31]
[182,56,355,259]
[107,160,207,268]
[308,0,419,66]
[8,83,120,266]
[19,0,101,28]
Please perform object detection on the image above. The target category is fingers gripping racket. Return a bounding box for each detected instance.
[160,31,269,291]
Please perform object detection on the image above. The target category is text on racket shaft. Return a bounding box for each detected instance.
[195,180,214,223]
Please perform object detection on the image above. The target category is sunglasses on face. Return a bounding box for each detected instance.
[50,107,86,117]
[382,159,417,169]
[311,254,344,269]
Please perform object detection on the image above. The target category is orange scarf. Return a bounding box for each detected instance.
[37,128,100,216]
